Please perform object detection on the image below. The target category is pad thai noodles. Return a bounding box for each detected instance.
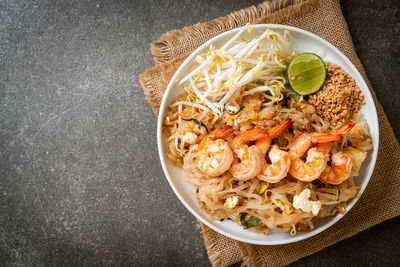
[162,26,373,235]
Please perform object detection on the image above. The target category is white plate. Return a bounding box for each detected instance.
[157,24,379,245]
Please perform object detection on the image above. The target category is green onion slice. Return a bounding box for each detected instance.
[181,118,209,134]
[224,104,245,116]
[240,213,261,228]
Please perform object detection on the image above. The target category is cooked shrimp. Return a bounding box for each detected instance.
[316,123,355,155]
[255,118,293,155]
[318,123,355,185]
[258,145,291,183]
[288,133,342,182]
[256,119,293,183]
[229,128,268,180]
[319,152,352,185]
[196,125,235,177]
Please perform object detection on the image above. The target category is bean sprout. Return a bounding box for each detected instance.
[178,26,295,114]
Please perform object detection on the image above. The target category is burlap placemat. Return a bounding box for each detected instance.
[139,0,400,266]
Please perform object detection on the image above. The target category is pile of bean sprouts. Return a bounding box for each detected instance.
[176,25,296,116]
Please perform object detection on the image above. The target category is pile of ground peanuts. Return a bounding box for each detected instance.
[307,63,365,126]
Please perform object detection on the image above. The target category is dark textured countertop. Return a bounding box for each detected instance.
[1,0,399,266]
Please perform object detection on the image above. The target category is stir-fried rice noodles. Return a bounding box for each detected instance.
[162,27,373,235]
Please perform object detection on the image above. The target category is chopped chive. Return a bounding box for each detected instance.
[240,213,261,228]
[224,104,245,116]
[181,118,209,134]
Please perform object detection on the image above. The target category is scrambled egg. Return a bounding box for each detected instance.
[258,182,269,194]
[182,132,197,144]
[344,146,367,176]
[293,189,321,216]
[224,196,239,209]
[273,199,293,215]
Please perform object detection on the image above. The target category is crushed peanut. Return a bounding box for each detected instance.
[307,63,365,126]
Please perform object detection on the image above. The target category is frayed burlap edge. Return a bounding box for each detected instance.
[200,222,246,267]
[201,225,223,267]
[151,0,324,64]
[138,68,165,116]
[139,53,191,115]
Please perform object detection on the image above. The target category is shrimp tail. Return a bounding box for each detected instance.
[230,127,268,149]
[210,125,235,140]
[198,125,235,152]
[268,118,293,139]
[317,123,355,154]
[330,122,356,135]
[290,133,343,159]
[310,133,343,143]
[255,119,292,154]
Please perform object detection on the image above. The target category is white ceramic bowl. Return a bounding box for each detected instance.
[157,24,379,245]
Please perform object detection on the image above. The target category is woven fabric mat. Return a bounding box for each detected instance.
[139,0,400,266]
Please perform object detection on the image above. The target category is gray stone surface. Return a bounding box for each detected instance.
[0,0,398,266]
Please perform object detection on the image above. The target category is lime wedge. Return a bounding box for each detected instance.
[287,53,326,95]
